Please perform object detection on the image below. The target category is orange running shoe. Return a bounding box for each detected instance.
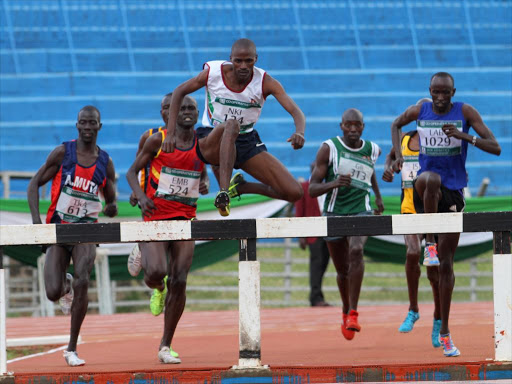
[341,313,355,340]
[346,309,361,332]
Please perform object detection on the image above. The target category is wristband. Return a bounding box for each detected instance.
[471,136,477,146]
[294,132,304,138]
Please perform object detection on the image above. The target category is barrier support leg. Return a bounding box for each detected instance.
[232,238,267,370]
[1,248,8,375]
[95,248,113,315]
[493,231,511,361]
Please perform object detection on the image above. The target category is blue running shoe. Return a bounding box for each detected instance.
[398,310,419,333]
[432,319,442,348]
[440,333,460,357]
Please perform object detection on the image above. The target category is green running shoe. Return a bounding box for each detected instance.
[228,172,246,200]
[150,276,167,316]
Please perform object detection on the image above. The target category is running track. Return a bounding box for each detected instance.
[5,302,512,383]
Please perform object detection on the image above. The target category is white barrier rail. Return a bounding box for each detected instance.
[0,212,510,373]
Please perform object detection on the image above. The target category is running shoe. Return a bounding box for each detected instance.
[423,243,440,266]
[150,276,168,316]
[228,172,246,200]
[127,244,142,277]
[432,319,442,348]
[63,350,85,366]
[214,190,231,217]
[158,346,181,364]
[341,313,355,340]
[59,273,74,315]
[398,310,419,333]
[440,333,460,357]
[345,309,361,332]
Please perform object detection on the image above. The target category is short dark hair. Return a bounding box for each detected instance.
[78,105,101,121]
[165,92,173,97]
[430,72,454,87]
[231,38,257,55]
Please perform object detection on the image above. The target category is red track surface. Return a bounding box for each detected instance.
[5,302,508,382]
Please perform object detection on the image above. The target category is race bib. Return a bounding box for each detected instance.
[207,92,261,134]
[401,156,420,189]
[55,185,102,223]
[417,120,463,156]
[337,152,374,191]
[155,167,201,206]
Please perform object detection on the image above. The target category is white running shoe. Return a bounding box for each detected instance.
[158,346,181,364]
[63,350,85,366]
[127,244,142,277]
[59,273,74,315]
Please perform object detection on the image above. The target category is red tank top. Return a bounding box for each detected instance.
[145,131,205,221]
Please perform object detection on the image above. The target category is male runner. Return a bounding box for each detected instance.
[309,108,384,341]
[27,106,118,367]
[391,72,501,357]
[126,95,209,364]
[161,38,306,212]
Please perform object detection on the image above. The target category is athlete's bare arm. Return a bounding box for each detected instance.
[440,104,501,156]
[308,144,351,198]
[129,130,152,207]
[391,105,421,172]
[102,158,118,218]
[162,70,208,153]
[126,133,162,217]
[371,171,384,215]
[27,145,66,224]
[199,167,209,195]
[263,74,305,150]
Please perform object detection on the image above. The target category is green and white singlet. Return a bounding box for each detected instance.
[201,60,266,134]
[323,136,380,215]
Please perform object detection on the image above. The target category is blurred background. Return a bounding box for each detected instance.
[0,0,511,199]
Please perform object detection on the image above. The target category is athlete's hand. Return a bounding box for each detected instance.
[199,180,209,195]
[374,196,384,215]
[129,192,138,207]
[287,132,305,150]
[138,195,156,218]
[442,124,461,139]
[391,156,404,173]
[103,203,118,218]
[382,167,394,182]
[161,134,176,153]
[332,174,352,188]
[298,238,307,250]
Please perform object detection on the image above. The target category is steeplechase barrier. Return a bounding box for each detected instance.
[0,211,510,375]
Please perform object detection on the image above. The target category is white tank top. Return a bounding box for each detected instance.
[201,60,266,134]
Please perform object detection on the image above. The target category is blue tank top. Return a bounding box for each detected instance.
[416,102,469,190]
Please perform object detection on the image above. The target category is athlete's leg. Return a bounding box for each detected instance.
[427,266,441,318]
[437,233,460,335]
[160,240,194,349]
[326,238,350,313]
[68,244,96,352]
[414,171,442,243]
[43,245,71,301]
[239,151,303,202]
[404,234,422,313]
[140,242,169,290]
[198,120,238,191]
[347,235,367,311]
